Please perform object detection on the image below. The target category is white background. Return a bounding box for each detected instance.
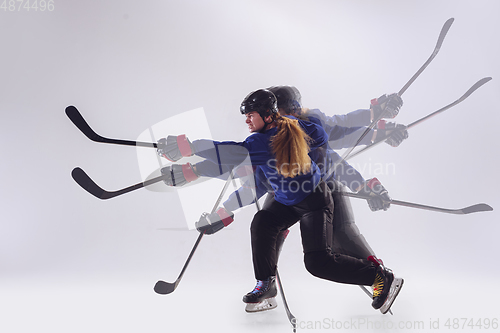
[1,1,499,332]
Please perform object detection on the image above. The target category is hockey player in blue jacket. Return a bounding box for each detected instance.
[157,89,403,315]
[161,85,407,261]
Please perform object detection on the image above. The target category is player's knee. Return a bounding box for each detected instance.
[304,251,330,278]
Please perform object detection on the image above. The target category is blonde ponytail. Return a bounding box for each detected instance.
[270,117,312,178]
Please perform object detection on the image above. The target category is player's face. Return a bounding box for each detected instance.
[245,111,265,133]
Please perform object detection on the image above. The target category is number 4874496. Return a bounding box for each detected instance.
[1,0,55,11]
[444,318,498,330]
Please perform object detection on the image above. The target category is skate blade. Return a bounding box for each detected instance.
[245,297,278,313]
[380,277,404,314]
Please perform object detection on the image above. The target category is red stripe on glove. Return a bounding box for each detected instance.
[377,119,386,129]
[217,208,234,227]
[181,163,199,182]
[366,177,381,190]
[177,134,192,157]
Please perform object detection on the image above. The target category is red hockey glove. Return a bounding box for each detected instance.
[157,134,194,162]
[370,93,403,119]
[377,120,409,147]
[357,178,391,211]
[195,208,234,235]
[160,163,199,187]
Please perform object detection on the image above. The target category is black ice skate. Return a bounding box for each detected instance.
[371,264,404,314]
[243,276,278,313]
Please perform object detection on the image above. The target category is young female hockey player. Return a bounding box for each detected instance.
[157,88,403,315]
[160,85,407,270]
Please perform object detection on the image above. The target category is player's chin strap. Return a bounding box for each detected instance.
[259,117,277,133]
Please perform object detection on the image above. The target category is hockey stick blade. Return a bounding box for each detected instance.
[407,77,492,129]
[388,200,493,215]
[154,171,235,295]
[399,18,454,96]
[461,203,493,215]
[343,192,493,215]
[154,233,205,295]
[347,77,492,160]
[71,167,109,199]
[153,280,178,295]
[65,106,157,148]
[71,167,166,199]
[66,105,104,142]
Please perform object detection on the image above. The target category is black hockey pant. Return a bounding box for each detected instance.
[251,181,376,286]
[328,179,376,260]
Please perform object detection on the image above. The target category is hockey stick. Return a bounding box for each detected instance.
[406,77,492,129]
[334,18,454,168]
[71,167,168,199]
[276,270,297,333]
[153,233,203,294]
[346,77,492,160]
[343,192,493,215]
[398,18,454,96]
[271,219,296,332]
[65,105,158,148]
[154,170,235,295]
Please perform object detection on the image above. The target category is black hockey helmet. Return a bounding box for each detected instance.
[267,86,302,115]
[240,89,278,120]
